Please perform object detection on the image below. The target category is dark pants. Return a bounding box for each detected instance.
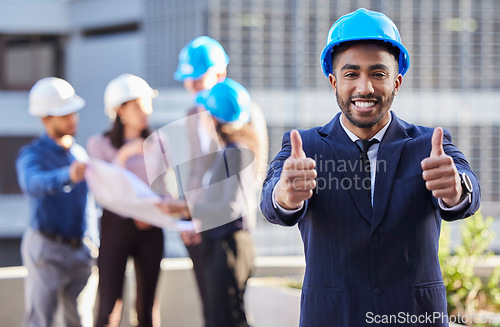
[203,230,255,327]
[185,241,209,324]
[95,210,164,327]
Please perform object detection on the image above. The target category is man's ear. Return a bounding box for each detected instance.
[216,70,227,82]
[41,116,50,127]
[394,74,403,95]
[328,73,337,91]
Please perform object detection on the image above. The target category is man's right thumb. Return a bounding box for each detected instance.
[430,127,444,157]
[290,130,305,159]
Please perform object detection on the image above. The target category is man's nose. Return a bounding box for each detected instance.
[356,75,374,95]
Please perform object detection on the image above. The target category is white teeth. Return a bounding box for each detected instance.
[354,101,375,109]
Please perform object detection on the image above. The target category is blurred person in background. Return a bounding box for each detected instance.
[260,8,480,327]
[16,77,95,327]
[87,74,163,327]
[173,36,268,325]
[159,78,258,327]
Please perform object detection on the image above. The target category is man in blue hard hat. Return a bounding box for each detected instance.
[174,36,268,326]
[260,8,480,327]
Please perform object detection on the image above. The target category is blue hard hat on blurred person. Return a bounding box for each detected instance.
[320,8,410,77]
[174,36,230,81]
[195,78,251,125]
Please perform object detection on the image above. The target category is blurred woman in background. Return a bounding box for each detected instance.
[87,74,163,327]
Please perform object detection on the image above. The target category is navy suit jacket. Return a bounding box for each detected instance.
[260,112,480,327]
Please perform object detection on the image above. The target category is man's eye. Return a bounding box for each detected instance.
[373,72,386,77]
[344,72,357,78]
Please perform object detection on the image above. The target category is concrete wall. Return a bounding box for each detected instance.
[0,1,69,33]
[0,266,26,327]
[0,256,306,327]
[67,0,142,29]
[66,32,144,143]
[2,256,498,327]
[0,0,145,144]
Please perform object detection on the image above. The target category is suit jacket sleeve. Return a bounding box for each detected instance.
[260,130,309,226]
[440,129,481,221]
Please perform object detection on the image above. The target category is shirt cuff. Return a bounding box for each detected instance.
[272,181,303,214]
[56,166,72,187]
[438,195,470,212]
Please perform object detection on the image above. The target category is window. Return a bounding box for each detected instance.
[82,22,139,38]
[0,34,65,91]
[0,136,36,194]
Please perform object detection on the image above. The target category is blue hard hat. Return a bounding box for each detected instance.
[174,36,230,81]
[195,78,251,125]
[320,8,410,77]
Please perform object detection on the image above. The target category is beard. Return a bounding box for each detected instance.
[53,125,76,138]
[336,89,396,128]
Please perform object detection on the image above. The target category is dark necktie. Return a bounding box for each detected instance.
[355,139,379,204]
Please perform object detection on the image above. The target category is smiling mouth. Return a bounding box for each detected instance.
[352,100,377,111]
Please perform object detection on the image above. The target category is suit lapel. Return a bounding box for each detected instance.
[371,112,412,232]
[318,113,374,223]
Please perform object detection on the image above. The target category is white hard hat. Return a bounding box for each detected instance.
[104,74,158,120]
[29,77,85,117]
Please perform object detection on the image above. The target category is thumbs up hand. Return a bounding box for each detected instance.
[275,130,317,210]
[421,127,462,207]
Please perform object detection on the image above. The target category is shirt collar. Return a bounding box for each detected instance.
[40,133,68,153]
[339,111,392,143]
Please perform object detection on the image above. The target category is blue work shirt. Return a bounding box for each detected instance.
[16,133,88,239]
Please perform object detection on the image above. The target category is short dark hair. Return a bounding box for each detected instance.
[331,40,400,75]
